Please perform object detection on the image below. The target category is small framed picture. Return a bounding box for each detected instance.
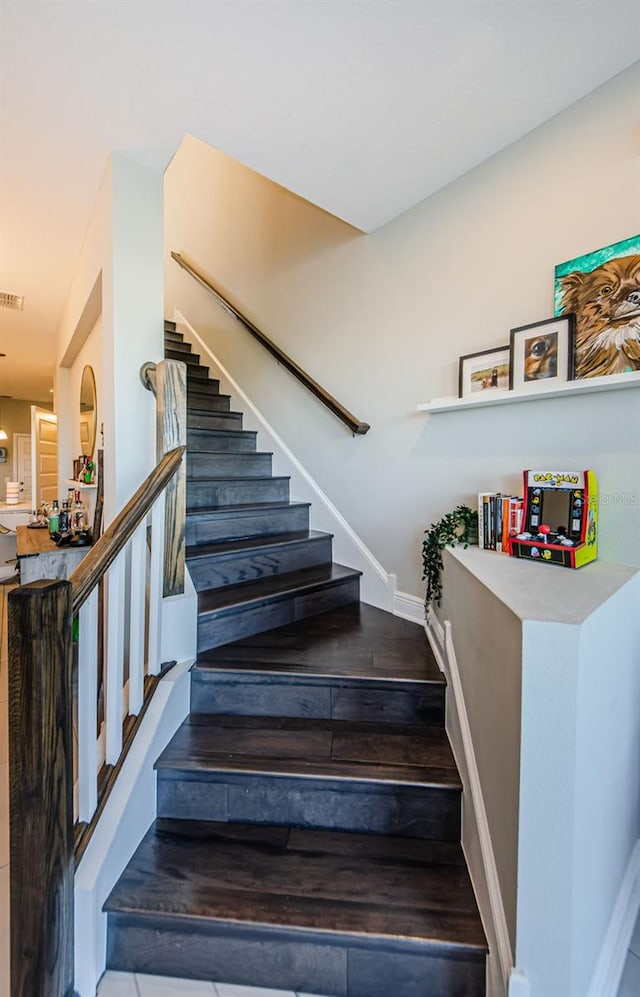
[458,345,511,399]
[509,315,575,391]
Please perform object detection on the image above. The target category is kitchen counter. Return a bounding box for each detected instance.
[0,506,32,573]
[16,525,90,583]
[0,501,31,513]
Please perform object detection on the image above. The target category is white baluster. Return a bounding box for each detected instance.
[148,494,165,675]
[105,549,126,764]
[128,522,147,713]
[77,587,99,822]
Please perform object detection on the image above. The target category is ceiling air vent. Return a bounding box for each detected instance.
[0,291,24,310]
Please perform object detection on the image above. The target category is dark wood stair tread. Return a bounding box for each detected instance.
[198,563,361,616]
[186,529,330,561]
[104,819,487,954]
[156,714,460,788]
[197,603,442,684]
[187,407,245,417]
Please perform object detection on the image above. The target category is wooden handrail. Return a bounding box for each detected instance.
[171,251,370,436]
[70,445,185,613]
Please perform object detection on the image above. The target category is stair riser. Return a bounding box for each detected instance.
[187,369,215,384]
[197,576,360,652]
[187,430,257,454]
[187,478,290,509]
[186,375,219,390]
[164,342,194,356]
[187,411,243,432]
[187,453,272,479]
[157,773,460,841]
[187,393,231,412]
[187,536,333,592]
[164,333,183,345]
[186,505,309,545]
[191,674,444,726]
[106,914,485,997]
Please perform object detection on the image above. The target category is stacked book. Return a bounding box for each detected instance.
[478,493,524,553]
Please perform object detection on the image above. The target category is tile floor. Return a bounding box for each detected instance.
[97,973,321,996]
[1,579,639,997]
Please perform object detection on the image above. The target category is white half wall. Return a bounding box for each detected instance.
[426,609,512,997]
[74,659,192,997]
[439,546,640,997]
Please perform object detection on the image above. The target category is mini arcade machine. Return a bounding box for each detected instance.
[508,469,598,568]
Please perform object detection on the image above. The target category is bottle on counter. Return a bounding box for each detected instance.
[48,499,59,535]
[73,491,87,532]
[59,502,69,533]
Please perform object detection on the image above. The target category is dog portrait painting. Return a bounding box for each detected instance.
[509,315,573,391]
[555,235,640,379]
[524,332,558,381]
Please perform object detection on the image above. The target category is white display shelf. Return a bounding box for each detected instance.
[66,479,97,489]
[417,370,640,414]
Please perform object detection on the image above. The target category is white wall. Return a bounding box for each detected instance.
[57,153,164,522]
[439,548,640,997]
[439,552,522,958]
[572,585,640,995]
[515,570,640,997]
[164,63,640,597]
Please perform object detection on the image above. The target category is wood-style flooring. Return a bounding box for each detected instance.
[197,602,440,681]
[105,602,487,996]
[157,714,460,787]
[105,819,486,950]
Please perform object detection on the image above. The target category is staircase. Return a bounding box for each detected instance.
[102,322,487,996]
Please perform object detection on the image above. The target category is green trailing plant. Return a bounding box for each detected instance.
[421,504,478,608]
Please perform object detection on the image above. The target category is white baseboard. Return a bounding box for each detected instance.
[588,837,640,997]
[426,613,513,996]
[508,970,531,997]
[393,588,425,624]
[175,310,393,612]
[74,659,193,997]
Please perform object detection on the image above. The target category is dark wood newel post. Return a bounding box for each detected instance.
[8,579,75,997]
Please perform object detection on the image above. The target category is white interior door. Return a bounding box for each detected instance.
[31,407,58,507]
[13,433,32,505]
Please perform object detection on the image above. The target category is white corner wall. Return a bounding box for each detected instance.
[515,568,640,997]
[439,547,640,997]
[164,63,640,598]
[56,153,164,522]
[74,659,192,997]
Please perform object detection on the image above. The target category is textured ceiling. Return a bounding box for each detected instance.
[0,0,638,401]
